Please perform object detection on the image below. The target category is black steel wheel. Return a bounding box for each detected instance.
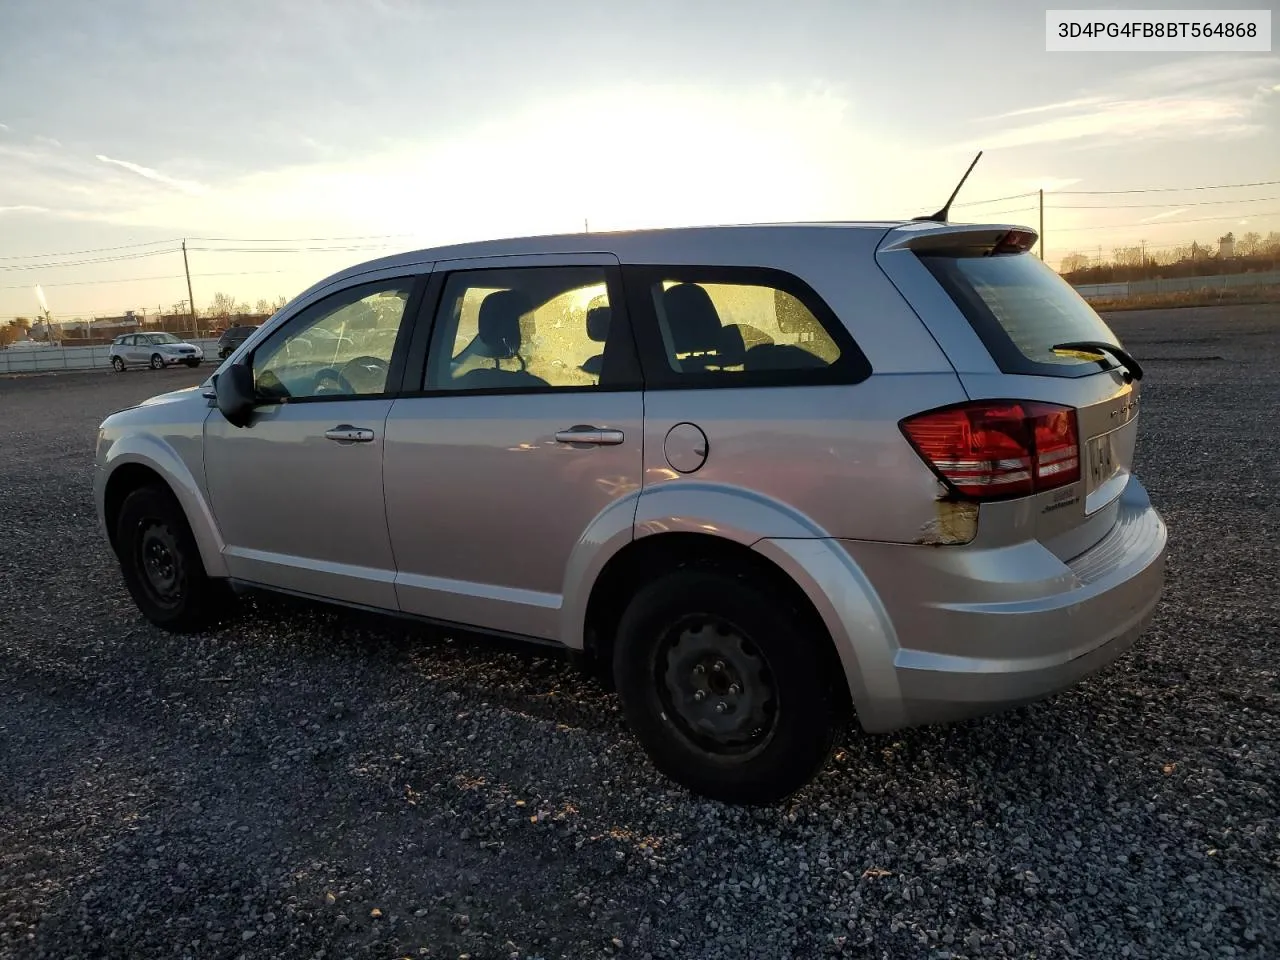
[613,568,837,804]
[114,484,228,632]
[655,614,779,758]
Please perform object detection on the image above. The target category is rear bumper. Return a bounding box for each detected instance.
[756,477,1166,732]
[875,477,1164,729]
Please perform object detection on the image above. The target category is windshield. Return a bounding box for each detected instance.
[920,251,1123,377]
[145,333,183,345]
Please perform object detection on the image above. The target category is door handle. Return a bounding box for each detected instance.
[554,426,625,446]
[324,424,376,443]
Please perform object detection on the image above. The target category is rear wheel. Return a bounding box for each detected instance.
[613,569,837,804]
[111,356,125,372]
[150,353,164,370]
[114,484,227,632]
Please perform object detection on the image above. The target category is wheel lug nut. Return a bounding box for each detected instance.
[713,661,725,672]
[693,664,706,675]
[694,690,706,702]
[715,701,728,713]
[728,683,741,695]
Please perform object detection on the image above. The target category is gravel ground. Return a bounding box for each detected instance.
[1,304,1277,960]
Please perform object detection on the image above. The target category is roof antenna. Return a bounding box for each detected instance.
[913,150,983,223]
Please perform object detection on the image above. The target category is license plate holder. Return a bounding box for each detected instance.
[1085,429,1119,495]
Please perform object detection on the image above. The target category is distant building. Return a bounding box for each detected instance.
[1219,232,1235,260]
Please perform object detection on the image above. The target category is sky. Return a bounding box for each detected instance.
[1,0,1277,321]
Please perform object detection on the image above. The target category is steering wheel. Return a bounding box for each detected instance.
[340,355,389,393]
[310,356,389,396]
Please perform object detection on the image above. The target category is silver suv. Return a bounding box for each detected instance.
[94,223,1166,803]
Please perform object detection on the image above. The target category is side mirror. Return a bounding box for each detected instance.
[215,362,257,427]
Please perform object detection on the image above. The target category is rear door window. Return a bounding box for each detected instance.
[920,251,1124,378]
[625,265,871,388]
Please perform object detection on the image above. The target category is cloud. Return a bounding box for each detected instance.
[1139,208,1187,223]
[0,123,9,132]
[4,83,941,237]
[0,204,49,214]
[95,154,208,195]
[980,97,1106,121]
[34,135,61,147]
[964,55,1278,151]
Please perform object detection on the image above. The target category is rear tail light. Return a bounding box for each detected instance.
[992,228,1038,254]
[901,400,1080,500]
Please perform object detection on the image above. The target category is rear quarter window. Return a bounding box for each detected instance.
[920,251,1124,378]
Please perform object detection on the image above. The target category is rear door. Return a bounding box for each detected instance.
[382,255,644,641]
[878,225,1140,560]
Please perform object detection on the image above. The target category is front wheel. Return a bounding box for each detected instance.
[150,354,164,370]
[613,568,837,804]
[111,356,125,372]
[114,484,228,632]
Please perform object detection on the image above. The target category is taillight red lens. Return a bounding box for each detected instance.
[901,400,1080,500]
[992,229,1038,254]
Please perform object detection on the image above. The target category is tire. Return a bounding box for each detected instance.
[114,484,228,632]
[150,354,165,370]
[613,568,837,804]
[185,359,201,368]
[111,356,125,372]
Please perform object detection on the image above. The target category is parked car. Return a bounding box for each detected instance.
[217,324,259,359]
[94,222,1166,803]
[109,332,204,371]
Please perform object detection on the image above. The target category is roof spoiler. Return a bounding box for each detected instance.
[878,222,1039,255]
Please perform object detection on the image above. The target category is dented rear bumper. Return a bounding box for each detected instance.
[820,476,1166,730]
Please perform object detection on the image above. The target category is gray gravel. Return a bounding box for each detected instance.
[1,305,1277,960]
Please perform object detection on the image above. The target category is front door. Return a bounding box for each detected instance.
[383,257,644,640]
[203,274,425,609]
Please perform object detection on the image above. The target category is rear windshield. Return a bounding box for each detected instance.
[920,251,1122,378]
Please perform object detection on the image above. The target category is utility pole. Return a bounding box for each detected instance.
[1038,189,1044,261]
[584,218,589,233]
[182,239,196,335]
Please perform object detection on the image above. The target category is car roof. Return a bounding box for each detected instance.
[305,222,902,291]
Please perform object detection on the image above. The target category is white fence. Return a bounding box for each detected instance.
[0,340,220,375]
[1075,269,1280,301]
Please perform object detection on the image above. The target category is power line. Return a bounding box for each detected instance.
[0,268,294,292]
[185,244,398,254]
[0,239,181,262]
[186,234,410,243]
[0,234,408,264]
[951,192,1038,208]
[1056,179,1280,195]
[0,248,180,272]
[955,205,1038,219]
[1051,196,1280,210]
[1054,210,1280,233]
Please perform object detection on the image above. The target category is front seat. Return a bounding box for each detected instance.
[579,305,611,378]
[452,290,549,390]
[662,283,725,371]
